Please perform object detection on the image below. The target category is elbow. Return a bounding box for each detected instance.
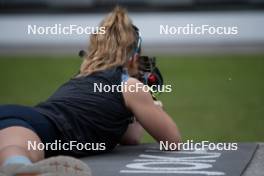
[164,137,181,147]
[159,138,182,151]
[159,127,182,151]
[165,125,181,144]
[172,124,182,144]
[120,138,141,146]
[176,134,182,144]
[174,133,182,150]
[128,139,141,145]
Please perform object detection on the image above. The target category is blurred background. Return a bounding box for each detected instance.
[0,0,263,142]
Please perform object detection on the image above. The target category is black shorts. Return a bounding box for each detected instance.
[0,104,61,157]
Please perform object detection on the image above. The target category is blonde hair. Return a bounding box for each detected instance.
[78,6,137,76]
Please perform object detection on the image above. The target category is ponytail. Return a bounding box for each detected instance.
[78,6,137,76]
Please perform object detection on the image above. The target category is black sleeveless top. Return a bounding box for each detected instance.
[34,66,133,155]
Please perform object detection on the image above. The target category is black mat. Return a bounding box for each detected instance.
[81,143,258,176]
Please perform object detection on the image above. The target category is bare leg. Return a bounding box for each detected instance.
[0,127,92,176]
[0,126,44,165]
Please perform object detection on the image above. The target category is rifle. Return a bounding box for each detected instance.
[138,56,164,100]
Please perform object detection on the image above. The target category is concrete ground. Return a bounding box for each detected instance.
[82,143,262,176]
[243,143,264,176]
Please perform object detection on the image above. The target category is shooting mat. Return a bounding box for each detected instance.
[82,143,258,176]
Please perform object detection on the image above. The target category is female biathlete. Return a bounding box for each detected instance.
[0,6,181,176]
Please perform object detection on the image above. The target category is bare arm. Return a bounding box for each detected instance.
[122,78,181,145]
[120,120,144,145]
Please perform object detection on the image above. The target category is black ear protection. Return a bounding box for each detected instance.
[132,25,142,56]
